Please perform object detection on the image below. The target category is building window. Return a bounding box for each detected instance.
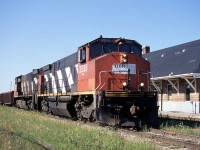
[167,85,172,100]
[185,84,190,101]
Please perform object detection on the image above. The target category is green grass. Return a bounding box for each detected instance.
[160,121,200,136]
[0,105,156,150]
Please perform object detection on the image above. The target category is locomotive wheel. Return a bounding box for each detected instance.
[41,100,49,113]
[89,111,96,122]
[27,100,33,110]
[77,111,83,121]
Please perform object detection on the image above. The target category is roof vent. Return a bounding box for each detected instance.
[161,54,164,57]
[189,59,196,63]
[175,51,181,55]
[182,49,186,52]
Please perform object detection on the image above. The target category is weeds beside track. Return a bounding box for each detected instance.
[0,105,156,150]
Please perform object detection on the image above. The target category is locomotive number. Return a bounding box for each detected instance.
[114,64,126,68]
[79,64,88,74]
[112,64,136,74]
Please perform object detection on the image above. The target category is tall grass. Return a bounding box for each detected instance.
[0,105,156,150]
[160,120,200,136]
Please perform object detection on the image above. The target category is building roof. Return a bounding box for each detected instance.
[143,39,200,78]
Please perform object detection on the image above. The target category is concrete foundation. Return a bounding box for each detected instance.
[159,100,200,114]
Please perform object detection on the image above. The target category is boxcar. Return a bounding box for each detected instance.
[0,91,14,105]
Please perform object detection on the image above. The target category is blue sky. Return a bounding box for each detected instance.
[0,0,200,92]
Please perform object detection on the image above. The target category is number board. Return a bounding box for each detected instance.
[112,64,136,74]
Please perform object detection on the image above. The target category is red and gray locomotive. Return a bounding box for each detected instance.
[4,37,158,128]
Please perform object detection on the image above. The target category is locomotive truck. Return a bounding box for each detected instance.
[2,37,158,128]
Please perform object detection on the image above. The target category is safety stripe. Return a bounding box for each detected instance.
[65,67,74,89]
[50,73,57,93]
[57,70,66,93]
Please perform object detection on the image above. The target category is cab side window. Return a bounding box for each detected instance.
[78,47,86,63]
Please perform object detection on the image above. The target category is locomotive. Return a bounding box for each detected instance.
[2,37,158,128]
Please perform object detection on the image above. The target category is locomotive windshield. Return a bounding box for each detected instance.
[120,44,141,56]
[90,43,117,59]
[90,42,142,59]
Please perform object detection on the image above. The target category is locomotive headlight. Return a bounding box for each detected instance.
[122,82,127,87]
[140,82,144,87]
[122,53,127,57]
[122,58,127,63]
[121,53,128,63]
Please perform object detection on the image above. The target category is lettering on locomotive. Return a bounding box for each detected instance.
[79,64,88,74]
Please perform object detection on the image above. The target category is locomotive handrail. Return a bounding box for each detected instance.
[95,70,112,91]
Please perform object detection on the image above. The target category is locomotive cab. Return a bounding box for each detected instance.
[77,37,150,92]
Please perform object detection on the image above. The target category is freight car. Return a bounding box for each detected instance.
[0,91,14,106]
[12,37,158,128]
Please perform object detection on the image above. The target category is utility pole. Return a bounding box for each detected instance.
[10,82,12,91]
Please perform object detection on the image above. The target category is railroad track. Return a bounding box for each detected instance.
[151,129,200,145]
[125,128,200,150]
[148,130,200,150]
